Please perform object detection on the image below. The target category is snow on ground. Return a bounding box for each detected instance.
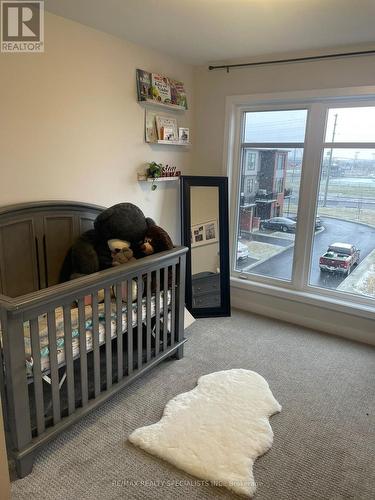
[338,249,375,298]
[243,240,283,260]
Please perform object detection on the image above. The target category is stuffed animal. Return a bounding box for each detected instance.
[140,225,174,256]
[60,203,156,282]
[108,239,136,266]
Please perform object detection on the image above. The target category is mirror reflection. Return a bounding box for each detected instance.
[190,186,221,308]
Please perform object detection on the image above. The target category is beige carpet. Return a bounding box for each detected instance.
[11,309,375,500]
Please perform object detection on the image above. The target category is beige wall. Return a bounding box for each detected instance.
[193,50,375,175]
[191,187,219,274]
[0,12,194,241]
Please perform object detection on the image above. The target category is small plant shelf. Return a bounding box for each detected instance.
[137,174,181,183]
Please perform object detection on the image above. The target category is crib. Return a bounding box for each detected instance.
[0,201,187,478]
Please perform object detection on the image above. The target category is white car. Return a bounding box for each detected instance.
[237,241,250,260]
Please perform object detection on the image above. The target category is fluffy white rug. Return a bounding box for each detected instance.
[128,369,281,497]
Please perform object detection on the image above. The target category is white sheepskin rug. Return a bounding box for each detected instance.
[128,369,281,497]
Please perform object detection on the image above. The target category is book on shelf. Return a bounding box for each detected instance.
[170,79,188,109]
[155,115,178,141]
[136,69,188,109]
[151,73,172,104]
[178,127,190,143]
[136,69,152,101]
[145,110,158,143]
[162,127,176,141]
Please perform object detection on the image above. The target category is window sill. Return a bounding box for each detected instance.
[231,276,375,322]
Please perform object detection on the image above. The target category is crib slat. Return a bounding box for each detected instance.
[155,269,160,357]
[104,287,112,390]
[163,266,168,351]
[116,283,123,381]
[137,274,143,370]
[63,305,75,415]
[146,272,152,363]
[91,293,100,398]
[171,264,176,347]
[127,280,133,375]
[29,318,45,435]
[78,299,88,407]
[47,310,60,424]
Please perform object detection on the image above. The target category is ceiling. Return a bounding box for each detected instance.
[45,0,375,65]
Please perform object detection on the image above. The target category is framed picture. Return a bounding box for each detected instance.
[178,127,190,143]
[191,219,218,247]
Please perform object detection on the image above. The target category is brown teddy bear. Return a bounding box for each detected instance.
[139,225,174,292]
[140,225,174,256]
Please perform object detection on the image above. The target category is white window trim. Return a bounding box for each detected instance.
[224,86,375,318]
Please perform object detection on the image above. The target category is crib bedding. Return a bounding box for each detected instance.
[23,291,171,376]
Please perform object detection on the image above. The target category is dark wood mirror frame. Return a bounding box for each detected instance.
[180,176,231,318]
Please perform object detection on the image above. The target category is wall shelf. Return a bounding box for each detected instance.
[139,99,187,112]
[137,174,181,183]
[151,140,191,146]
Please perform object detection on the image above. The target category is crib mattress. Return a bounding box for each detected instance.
[23,291,171,376]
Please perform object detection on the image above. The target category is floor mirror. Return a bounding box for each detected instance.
[180,176,231,317]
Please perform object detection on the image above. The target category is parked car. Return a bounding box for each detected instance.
[237,240,250,260]
[260,217,297,233]
[290,215,323,230]
[315,216,323,230]
[319,242,360,276]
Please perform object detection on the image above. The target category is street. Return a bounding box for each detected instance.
[238,217,375,289]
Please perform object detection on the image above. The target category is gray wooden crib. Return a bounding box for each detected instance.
[0,201,187,478]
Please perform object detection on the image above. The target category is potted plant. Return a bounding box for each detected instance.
[147,161,163,190]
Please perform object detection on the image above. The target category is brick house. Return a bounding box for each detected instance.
[239,149,289,235]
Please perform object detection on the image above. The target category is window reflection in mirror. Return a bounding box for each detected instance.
[190,186,221,308]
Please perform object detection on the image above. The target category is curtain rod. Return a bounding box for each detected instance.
[208,49,375,72]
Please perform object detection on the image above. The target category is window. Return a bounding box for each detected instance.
[244,150,257,173]
[232,98,375,307]
[277,155,285,171]
[235,109,308,280]
[310,107,375,300]
[246,178,254,193]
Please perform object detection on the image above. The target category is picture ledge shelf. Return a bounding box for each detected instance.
[139,99,187,112]
[150,140,191,146]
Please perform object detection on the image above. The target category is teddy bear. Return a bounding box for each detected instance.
[60,203,156,282]
[108,239,136,266]
[139,224,174,256]
[139,225,174,291]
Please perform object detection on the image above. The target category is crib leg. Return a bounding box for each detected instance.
[174,345,184,360]
[15,453,34,478]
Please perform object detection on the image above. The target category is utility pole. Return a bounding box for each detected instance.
[323,113,338,207]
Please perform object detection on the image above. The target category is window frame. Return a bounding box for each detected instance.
[225,87,375,313]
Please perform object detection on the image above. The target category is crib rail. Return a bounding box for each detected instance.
[0,246,187,477]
